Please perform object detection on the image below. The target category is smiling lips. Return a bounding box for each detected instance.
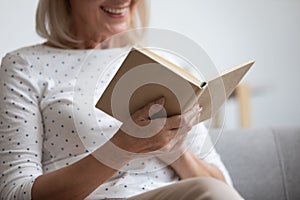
[100,6,129,18]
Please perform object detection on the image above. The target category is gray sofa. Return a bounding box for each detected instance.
[214,127,300,200]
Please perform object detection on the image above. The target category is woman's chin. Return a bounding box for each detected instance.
[107,24,131,37]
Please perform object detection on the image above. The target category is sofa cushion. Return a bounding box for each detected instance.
[273,128,300,200]
[213,127,300,200]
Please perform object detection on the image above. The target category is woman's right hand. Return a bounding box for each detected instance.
[110,97,202,155]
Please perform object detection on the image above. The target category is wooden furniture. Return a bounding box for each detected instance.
[211,83,252,128]
[236,83,251,128]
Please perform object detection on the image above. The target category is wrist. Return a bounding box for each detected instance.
[170,150,195,173]
[110,128,146,153]
[169,150,211,179]
[92,139,134,170]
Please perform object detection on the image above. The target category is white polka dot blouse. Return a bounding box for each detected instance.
[0,44,232,199]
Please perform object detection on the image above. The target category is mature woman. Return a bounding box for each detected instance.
[0,0,243,199]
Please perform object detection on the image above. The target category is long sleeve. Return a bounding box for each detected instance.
[0,53,44,199]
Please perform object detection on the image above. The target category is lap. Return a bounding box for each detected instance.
[126,177,243,200]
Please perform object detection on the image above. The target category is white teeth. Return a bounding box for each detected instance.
[101,7,126,15]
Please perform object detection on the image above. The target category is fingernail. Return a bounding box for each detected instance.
[155,97,165,105]
[150,104,163,113]
[195,105,202,111]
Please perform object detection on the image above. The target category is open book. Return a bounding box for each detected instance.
[95,47,254,123]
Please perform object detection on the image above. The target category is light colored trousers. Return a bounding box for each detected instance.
[110,177,244,200]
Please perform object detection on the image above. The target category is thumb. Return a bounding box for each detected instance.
[149,97,165,117]
[133,97,165,120]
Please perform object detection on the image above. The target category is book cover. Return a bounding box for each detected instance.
[95,47,254,123]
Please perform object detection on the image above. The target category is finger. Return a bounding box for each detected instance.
[170,124,193,136]
[165,115,181,129]
[158,128,188,152]
[159,125,190,146]
[132,97,165,120]
[165,105,201,129]
[183,104,203,125]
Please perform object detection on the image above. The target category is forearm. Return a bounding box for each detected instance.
[31,135,136,200]
[170,150,226,182]
[31,154,118,200]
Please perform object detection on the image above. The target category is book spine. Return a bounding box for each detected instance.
[182,82,207,113]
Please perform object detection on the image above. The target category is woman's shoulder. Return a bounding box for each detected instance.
[1,44,45,70]
[5,44,45,57]
[4,43,84,57]
[2,43,85,66]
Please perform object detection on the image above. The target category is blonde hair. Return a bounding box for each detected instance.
[36,0,150,49]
